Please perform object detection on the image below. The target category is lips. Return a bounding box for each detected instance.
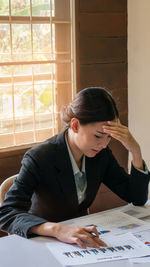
[92,149,100,154]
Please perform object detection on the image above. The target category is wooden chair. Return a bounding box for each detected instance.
[0,174,18,206]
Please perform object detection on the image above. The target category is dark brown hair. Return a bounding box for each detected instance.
[61,87,119,128]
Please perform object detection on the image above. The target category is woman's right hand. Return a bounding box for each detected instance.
[51,223,107,248]
[30,222,107,248]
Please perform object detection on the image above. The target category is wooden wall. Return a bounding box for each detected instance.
[0,148,28,184]
[75,0,128,213]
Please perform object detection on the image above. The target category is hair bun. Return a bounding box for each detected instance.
[60,105,74,127]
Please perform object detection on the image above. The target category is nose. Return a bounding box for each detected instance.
[98,136,110,149]
[101,141,108,149]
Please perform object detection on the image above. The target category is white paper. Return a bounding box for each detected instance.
[46,233,150,266]
[134,229,150,247]
[129,257,150,263]
[62,210,150,236]
[119,204,150,222]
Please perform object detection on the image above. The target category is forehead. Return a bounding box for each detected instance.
[81,121,108,132]
[90,121,108,131]
[81,120,116,132]
[92,119,117,127]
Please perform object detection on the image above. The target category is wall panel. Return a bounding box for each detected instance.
[75,0,128,213]
[80,13,127,36]
[80,37,127,64]
[80,0,127,12]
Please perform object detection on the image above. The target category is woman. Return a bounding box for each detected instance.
[0,87,149,249]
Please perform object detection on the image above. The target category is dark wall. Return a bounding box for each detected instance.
[0,148,28,184]
[75,0,128,212]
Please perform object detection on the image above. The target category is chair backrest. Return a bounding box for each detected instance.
[0,174,18,206]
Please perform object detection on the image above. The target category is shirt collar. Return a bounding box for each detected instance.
[65,132,85,175]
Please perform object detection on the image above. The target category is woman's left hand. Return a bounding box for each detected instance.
[102,120,138,153]
[102,120,144,170]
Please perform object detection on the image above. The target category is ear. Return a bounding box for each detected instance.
[70,118,80,133]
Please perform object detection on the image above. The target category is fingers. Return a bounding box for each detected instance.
[108,120,127,129]
[77,232,107,248]
[89,236,107,247]
[102,121,138,153]
[72,237,86,249]
[104,129,127,140]
[93,236,107,247]
[103,127,130,145]
[103,122,127,133]
[107,120,122,126]
[103,121,129,141]
[103,128,126,136]
[56,224,107,249]
[85,225,99,237]
[79,226,107,248]
[78,233,99,248]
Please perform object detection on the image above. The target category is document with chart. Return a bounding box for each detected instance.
[119,203,150,221]
[46,233,150,266]
[63,210,150,236]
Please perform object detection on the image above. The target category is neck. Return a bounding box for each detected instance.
[67,129,83,168]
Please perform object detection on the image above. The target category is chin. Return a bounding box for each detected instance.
[85,152,98,158]
[85,155,96,158]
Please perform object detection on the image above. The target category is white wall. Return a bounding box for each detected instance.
[128,0,150,169]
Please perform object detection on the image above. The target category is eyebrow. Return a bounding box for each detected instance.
[96,131,107,135]
[96,131,111,138]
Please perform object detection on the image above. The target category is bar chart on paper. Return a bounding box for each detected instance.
[46,233,150,266]
[63,244,134,258]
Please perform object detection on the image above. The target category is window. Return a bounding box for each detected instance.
[0,0,75,149]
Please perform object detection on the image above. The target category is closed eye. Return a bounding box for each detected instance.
[95,134,112,139]
[94,135,102,139]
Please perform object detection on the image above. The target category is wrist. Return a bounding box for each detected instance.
[43,222,61,237]
[130,141,140,154]
[131,145,144,170]
[30,222,58,237]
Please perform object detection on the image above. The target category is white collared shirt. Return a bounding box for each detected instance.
[65,133,87,204]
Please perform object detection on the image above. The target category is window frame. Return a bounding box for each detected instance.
[0,0,76,151]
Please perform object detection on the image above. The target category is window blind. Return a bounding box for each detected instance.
[0,0,75,149]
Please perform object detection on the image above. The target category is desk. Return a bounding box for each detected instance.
[33,203,150,267]
[1,204,150,267]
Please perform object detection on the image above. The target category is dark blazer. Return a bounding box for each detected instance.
[0,130,149,238]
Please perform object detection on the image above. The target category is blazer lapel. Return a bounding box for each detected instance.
[85,150,108,207]
[54,131,78,211]
[85,157,100,205]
